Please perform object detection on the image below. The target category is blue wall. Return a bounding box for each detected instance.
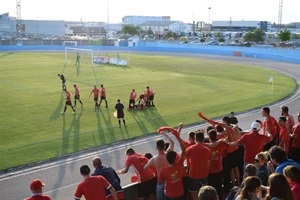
[0,43,299,64]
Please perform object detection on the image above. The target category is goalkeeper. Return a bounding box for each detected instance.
[75,52,80,66]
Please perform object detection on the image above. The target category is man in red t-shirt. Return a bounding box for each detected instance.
[128,89,137,109]
[89,85,100,110]
[185,132,212,200]
[25,179,51,200]
[74,165,118,200]
[290,112,300,163]
[73,84,83,108]
[205,129,227,200]
[158,128,186,200]
[61,89,75,115]
[278,116,290,153]
[227,121,272,167]
[261,107,280,150]
[146,86,155,107]
[117,148,156,200]
[99,84,108,107]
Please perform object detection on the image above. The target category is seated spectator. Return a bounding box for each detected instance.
[92,157,124,200]
[254,152,270,186]
[283,165,300,200]
[235,176,262,200]
[267,145,300,174]
[198,185,219,200]
[265,173,295,200]
[25,179,51,200]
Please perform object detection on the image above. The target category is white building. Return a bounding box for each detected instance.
[212,20,271,32]
[122,16,170,26]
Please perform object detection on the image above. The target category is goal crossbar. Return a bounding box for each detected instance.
[64,47,94,64]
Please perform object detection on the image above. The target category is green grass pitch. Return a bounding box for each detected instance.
[0,51,296,170]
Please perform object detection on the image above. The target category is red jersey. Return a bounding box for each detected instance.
[226,128,238,154]
[205,142,227,173]
[100,87,106,97]
[185,143,212,179]
[217,133,228,158]
[262,115,280,136]
[129,91,137,100]
[279,126,290,153]
[292,124,300,148]
[125,153,155,182]
[25,195,51,200]
[238,131,271,163]
[147,88,154,96]
[158,157,185,198]
[74,176,111,200]
[74,86,80,96]
[91,88,100,98]
[65,91,71,102]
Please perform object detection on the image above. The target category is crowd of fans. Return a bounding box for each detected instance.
[25,106,300,200]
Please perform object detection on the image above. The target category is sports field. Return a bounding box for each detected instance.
[0,51,296,171]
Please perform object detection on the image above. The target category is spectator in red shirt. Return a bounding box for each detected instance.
[280,106,295,134]
[283,165,300,200]
[185,132,212,200]
[261,107,280,151]
[290,112,300,163]
[158,127,186,200]
[278,116,290,153]
[117,148,156,200]
[89,85,100,110]
[61,89,75,115]
[205,129,227,200]
[25,179,51,200]
[74,165,118,200]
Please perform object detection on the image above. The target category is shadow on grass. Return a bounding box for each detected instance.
[76,64,81,77]
[71,108,83,152]
[49,90,65,121]
[0,52,14,59]
[91,66,99,87]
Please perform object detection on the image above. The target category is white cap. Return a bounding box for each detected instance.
[251,122,261,131]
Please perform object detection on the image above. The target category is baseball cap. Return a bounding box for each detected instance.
[30,179,45,190]
[250,122,261,131]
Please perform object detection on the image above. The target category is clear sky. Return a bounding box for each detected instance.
[0,0,299,24]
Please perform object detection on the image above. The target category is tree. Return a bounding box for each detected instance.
[122,25,138,35]
[278,29,291,42]
[218,37,225,43]
[242,28,265,43]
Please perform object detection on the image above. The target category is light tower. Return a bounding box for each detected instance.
[16,0,23,43]
[277,0,283,32]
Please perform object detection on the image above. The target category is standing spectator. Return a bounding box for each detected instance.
[227,121,272,170]
[75,52,80,66]
[115,99,127,128]
[280,105,295,134]
[92,157,124,200]
[61,89,75,115]
[89,85,100,111]
[267,145,300,174]
[254,152,270,186]
[129,89,137,110]
[278,116,290,153]
[74,165,118,200]
[290,112,300,163]
[261,107,280,151]
[158,127,186,200]
[265,173,295,200]
[73,84,83,108]
[204,129,227,200]
[25,179,51,200]
[283,165,300,200]
[198,185,218,200]
[185,131,212,200]
[57,74,66,90]
[144,131,175,200]
[117,147,156,200]
[235,176,262,200]
[99,84,108,107]
[229,111,239,125]
[146,86,155,107]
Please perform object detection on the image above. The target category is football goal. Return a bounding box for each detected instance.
[64,47,94,65]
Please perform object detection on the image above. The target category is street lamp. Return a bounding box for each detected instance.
[208,7,211,30]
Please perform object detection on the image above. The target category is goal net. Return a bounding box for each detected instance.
[64,47,94,65]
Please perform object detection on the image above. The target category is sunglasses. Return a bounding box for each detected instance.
[254,159,260,163]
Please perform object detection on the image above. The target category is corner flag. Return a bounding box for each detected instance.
[268,77,274,93]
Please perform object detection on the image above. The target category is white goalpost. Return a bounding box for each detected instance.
[64,47,94,65]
